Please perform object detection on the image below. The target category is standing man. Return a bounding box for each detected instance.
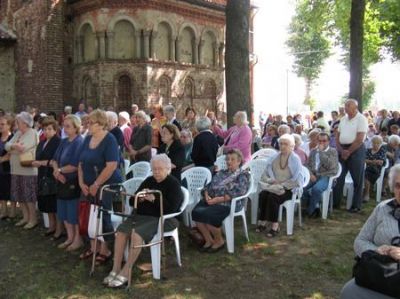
[332,99,368,212]
[75,102,87,119]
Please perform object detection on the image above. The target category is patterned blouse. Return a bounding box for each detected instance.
[205,168,251,210]
[366,146,386,172]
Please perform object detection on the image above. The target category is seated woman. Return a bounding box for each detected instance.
[103,154,183,288]
[340,165,400,299]
[293,133,307,165]
[256,134,303,237]
[363,135,386,202]
[191,149,250,252]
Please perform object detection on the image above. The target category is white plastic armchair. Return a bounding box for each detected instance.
[149,187,189,279]
[181,167,212,227]
[223,174,253,253]
[247,159,270,224]
[121,177,145,215]
[251,148,277,160]
[215,155,227,171]
[126,161,151,179]
[376,159,389,203]
[278,166,310,235]
[321,163,342,219]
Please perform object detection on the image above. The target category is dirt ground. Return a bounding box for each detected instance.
[0,203,373,299]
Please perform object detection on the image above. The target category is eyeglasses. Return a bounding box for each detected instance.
[318,140,329,143]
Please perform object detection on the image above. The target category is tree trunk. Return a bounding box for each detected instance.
[349,0,365,111]
[304,78,312,106]
[225,0,251,127]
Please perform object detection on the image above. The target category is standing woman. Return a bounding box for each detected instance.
[78,109,122,264]
[181,107,198,135]
[52,115,83,250]
[32,118,62,235]
[5,112,39,228]
[158,124,185,181]
[128,111,152,163]
[0,115,15,219]
[150,104,167,150]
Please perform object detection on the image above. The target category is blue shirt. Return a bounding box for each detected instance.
[79,133,122,186]
[53,135,83,181]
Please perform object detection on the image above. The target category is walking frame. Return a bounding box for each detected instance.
[89,184,165,289]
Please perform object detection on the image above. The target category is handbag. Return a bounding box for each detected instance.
[38,161,57,197]
[87,203,104,242]
[353,250,400,297]
[57,178,81,199]
[20,151,34,167]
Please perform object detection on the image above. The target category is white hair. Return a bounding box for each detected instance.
[163,105,176,114]
[64,106,72,112]
[106,111,118,124]
[196,117,212,132]
[389,134,400,145]
[278,124,291,135]
[371,135,383,144]
[118,111,130,122]
[308,128,321,137]
[278,133,295,147]
[388,164,400,192]
[346,98,359,106]
[292,133,302,146]
[16,111,33,128]
[151,154,172,174]
[235,111,248,125]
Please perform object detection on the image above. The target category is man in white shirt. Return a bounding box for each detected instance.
[332,99,368,212]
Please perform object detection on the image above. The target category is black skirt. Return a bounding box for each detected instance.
[0,173,11,201]
[37,194,57,213]
[192,200,230,228]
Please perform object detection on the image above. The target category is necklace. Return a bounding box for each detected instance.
[279,154,289,169]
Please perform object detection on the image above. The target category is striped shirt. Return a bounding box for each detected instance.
[354,199,400,257]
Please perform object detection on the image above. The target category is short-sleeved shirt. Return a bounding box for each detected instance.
[53,135,83,181]
[338,112,368,144]
[79,133,122,186]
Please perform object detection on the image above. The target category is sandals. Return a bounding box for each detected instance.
[108,275,128,288]
[103,271,117,285]
[95,253,112,266]
[80,249,95,260]
[266,228,280,238]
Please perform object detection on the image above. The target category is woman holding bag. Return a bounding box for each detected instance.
[32,118,62,236]
[5,112,39,229]
[78,109,122,264]
[52,115,83,251]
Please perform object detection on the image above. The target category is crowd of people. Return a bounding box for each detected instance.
[0,100,399,296]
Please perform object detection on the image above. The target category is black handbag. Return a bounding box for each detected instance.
[38,161,57,197]
[353,250,400,297]
[57,178,81,199]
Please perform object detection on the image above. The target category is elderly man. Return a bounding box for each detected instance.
[303,132,338,217]
[376,109,390,133]
[75,102,87,118]
[301,129,320,156]
[332,99,368,212]
[163,104,182,131]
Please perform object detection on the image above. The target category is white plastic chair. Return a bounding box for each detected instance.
[375,159,389,203]
[247,159,270,224]
[222,174,253,253]
[278,166,310,235]
[124,159,130,175]
[150,187,189,279]
[125,161,151,179]
[121,177,145,215]
[344,172,354,210]
[215,155,227,171]
[181,167,212,227]
[251,148,277,160]
[321,164,342,219]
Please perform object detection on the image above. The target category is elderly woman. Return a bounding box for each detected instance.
[0,115,15,220]
[53,115,83,250]
[5,112,39,229]
[386,134,400,167]
[118,111,132,151]
[293,133,307,165]
[180,129,193,167]
[158,124,185,181]
[78,109,123,263]
[363,135,386,202]
[103,154,183,288]
[32,118,62,236]
[262,124,279,149]
[301,128,321,157]
[256,134,303,237]
[106,111,124,167]
[340,165,400,299]
[128,111,152,163]
[192,149,250,252]
[213,111,252,163]
[191,117,219,171]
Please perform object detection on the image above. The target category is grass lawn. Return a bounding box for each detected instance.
[0,201,376,299]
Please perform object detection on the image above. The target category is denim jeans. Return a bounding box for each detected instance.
[302,176,330,215]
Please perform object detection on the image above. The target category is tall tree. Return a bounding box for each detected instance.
[348,0,366,110]
[225,0,250,126]
[286,0,331,109]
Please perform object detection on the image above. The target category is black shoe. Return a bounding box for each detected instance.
[348,207,360,213]
[309,208,321,218]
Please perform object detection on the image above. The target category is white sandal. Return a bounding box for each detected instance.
[108,275,128,288]
[102,271,117,285]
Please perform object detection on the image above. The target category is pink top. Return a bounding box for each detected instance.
[121,124,132,150]
[214,124,252,163]
[294,148,308,165]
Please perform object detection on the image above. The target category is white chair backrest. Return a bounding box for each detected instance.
[248,159,269,192]
[124,159,130,174]
[122,177,145,213]
[251,148,277,160]
[215,155,227,171]
[302,166,310,187]
[126,161,151,178]
[181,167,212,205]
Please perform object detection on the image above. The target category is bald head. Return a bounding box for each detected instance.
[345,99,359,116]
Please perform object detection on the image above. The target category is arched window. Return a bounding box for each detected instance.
[81,24,96,62]
[158,75,171,104]
[83,77,97,107]
[114,20,135,59]
[118,75,132,111]
[183,77,195,107]
[201,31,216,65]
[180,27,195,64]
[155,22,172,61]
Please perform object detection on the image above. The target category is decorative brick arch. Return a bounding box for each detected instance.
[158,75,171,104]
[178,25,197,64]
[153,21,174,61]
[155,19,177,37]
[107,16,140,59]
[200,29,217,66]
[107,15,140,33]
